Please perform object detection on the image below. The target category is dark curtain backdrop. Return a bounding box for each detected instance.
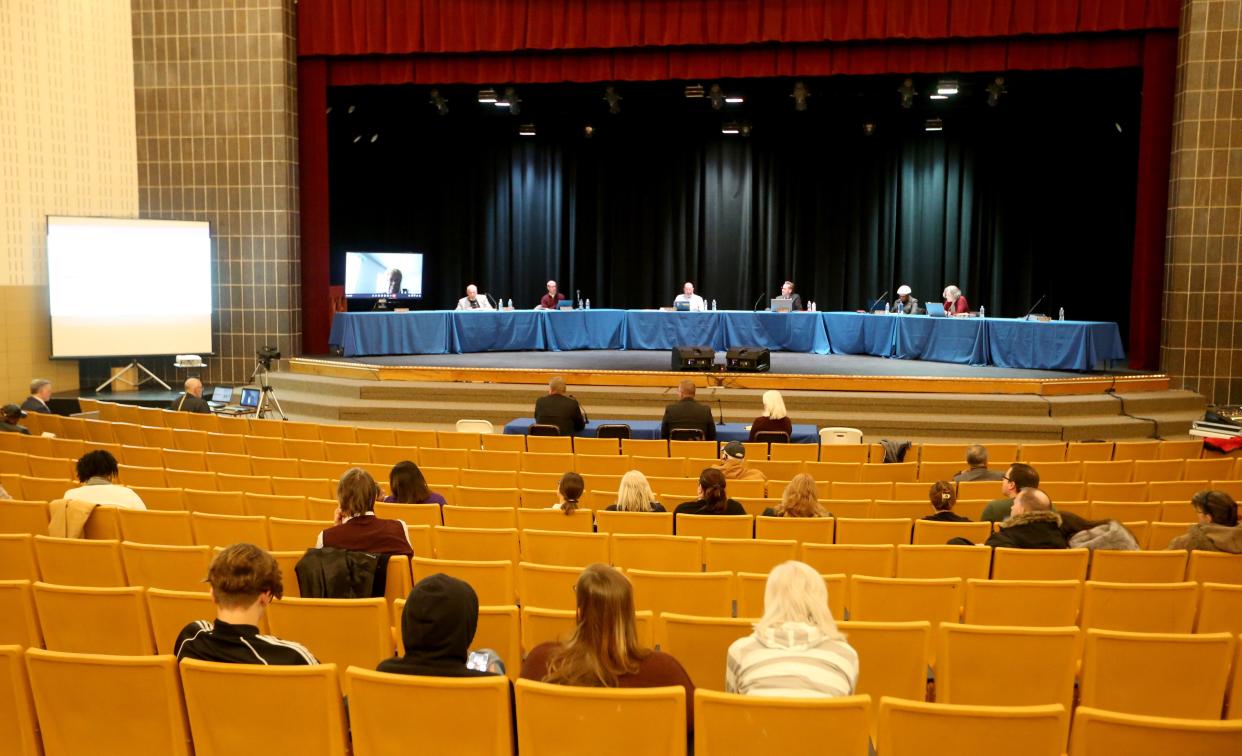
[328,72,1138,336]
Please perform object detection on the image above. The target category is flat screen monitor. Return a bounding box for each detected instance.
[344,251,424,299]
[239,388,261,408]
[46,216,213,358]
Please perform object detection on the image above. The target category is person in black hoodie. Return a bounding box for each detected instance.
[984,488,1068,550]
[377,573,505,677]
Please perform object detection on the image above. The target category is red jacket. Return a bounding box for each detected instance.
[946,296,971,314]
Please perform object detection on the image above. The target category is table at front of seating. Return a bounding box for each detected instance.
[503,418,820,443]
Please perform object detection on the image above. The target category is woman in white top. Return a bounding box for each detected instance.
[550,472,584,514]
[726,560,858,698]
[62,450,146,510]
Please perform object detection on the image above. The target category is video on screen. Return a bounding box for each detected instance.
[344,251,424,299]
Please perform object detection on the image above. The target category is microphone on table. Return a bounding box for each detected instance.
[1021,294,1047,320]
[868,290,888,312]
[753,292,766,311]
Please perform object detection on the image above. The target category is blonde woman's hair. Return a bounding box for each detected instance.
[614,470,658,512]
[775,474,825,517]
[761,390,787,420]
[543,564,650,686]
[756,561,844,640]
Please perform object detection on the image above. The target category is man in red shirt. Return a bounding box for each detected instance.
[540,280,566,309]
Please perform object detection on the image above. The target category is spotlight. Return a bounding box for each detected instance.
[685,84,705,98]
[369,134,379,143]
[724,96,744,104]
[429,89,449,116]
[502,87,521,115]
[584,125,594,138]
[925,118,943,132]
[709,84,725,110]
[478,88,498,104]
[722,122,751,136]
[897,78,917,109]
[791,82,809,111]
[930,94,948,101]
[347,105,356,114]
[936,80,959,95]
[986,76,1006,107]
[862,122,876,136]
[603,86,622,115]
[519,124,536,136]
[351,134,362,143]
[325,105,333,114]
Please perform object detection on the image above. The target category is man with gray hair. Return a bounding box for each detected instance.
[21,379,52,414]
[170,377,212,414]
[533,375,587,436]
[455,284,494,310]
[953,444,1005,482]
[984,488,1067,550]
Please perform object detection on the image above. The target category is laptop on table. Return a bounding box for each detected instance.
[925,303,947,318]
[216,387,261,415]
[207,386,232,409]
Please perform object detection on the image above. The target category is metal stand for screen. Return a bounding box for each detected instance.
[95,360,172,392]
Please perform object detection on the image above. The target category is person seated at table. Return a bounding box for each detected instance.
[550,472,585,515]
[942,285,970,315]
[533,376,588,435]
[1167,490,1242,554]
[748,390,792,442]
[713,441,766,491]
[455,284,493,311]
[953,444,1004,482]
[605,470,666,513]
[539,280,566,309]
[674,468,746,517]
[777,281,802,311]
[385,460,447,506]
[924,481,970,522]
[673,282,706,312]
[893,284,919,314]
[762,474,827,518]
[660,380,716,441]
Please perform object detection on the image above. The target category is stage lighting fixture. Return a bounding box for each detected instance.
[478,88,498,103]
[351,135,362,143]
[725,96,744,104]
[862,122,876,136]
[584,125,595,138]
[722,122,751,136]
[685,84,705,98]
[791,82,809,111]
[501,87,521,115]
[603,86,622,114]
[897,78,917,109]
[986,76,1006,107]
[936,80,959,95]
[429,89,449,116]
[519,124,536,136]
[925,118,943,132]
[326,106,333,114]
[369,134,379,143]
[709,84,725,110]
[347,105,356,114]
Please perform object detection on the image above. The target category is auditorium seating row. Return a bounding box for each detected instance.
[6,642,1241,755]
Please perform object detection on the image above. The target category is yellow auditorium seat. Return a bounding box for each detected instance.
[1131,458,1183,482]
[299,460,350,480]
[391,429,436,448]
[910,519,990,545]
[869,500,932,522]
[284,439,326,462]
[1018,443,1067,463]
[249,455,299,478]
[372,502,442,528]
[670,440,718,459]
[204,451,251,475]
[736,497,783,516]
[265,598,391,693]
[520,452,573,474]
[1069,705,1242,755]
[830,482,893,500]
[412,557,515,605]
[0,580,43,648]
[571,437,621,455]
[517,561,582,611]
[190,512,270,549]
[441,505,518,529]
[895,545,991,581]
[0,534,39,582]
[180,658,349,756]
[627,569,734,617]
[215,473,273,496]
[206,432,248,455]
[242,492,308,519]
[834,517,912,545]
[918,444,971,463]
[754,515,835,544]
[991,547,1089,581]
[272,476,334,499]
[183,488,245,516]
[1183,457,1236,480]
[649,476,699,502]
[163,448,208,472]
[694,690,872,756]
[850,576,962,635]
[347,668,513,756]
[520,606,654,653]
[836,620,930,737]
[141,426,176,450]
[472,605,521,681]
[1082,461,1135,484]
[455,485,520,507]
[656,613,756,691]
[1088,501,1160,522]
[467,449,521,471]
[769,443,818,462]
[1157,439,1203,460]
[420,448,469,469]
[517,507,595,533]
[800,543,895,578]
[25,649,192,755]
[34,535,127,586]
[1147,480,1207,502]
[609,533,702,571]
[244,435,286,459]
[268,517,331,551]
[818,445,869,463]
[704,538,797,573]
[1111,441,1160,461]
[517,435,565,454]
[727,478,767,499]
[81,505,121,540]
[574,453,630,476]
[1088,549,1188,583]
[620,439,666,457]
[520,529,610,568]
[323,441,369,463]
[877,698,1068,756]
[1148,521,1195,549]
[1080,628,1234,719]
[118,508,195,545]
[146,588,221,654]
[438,431,482,451]
[369,444,413,466]
[1086,482,1149,503]
[749,460,804,481]
[33,582,155,654]
[1188,552,1242,586]
[1080,581,1198,633]
[514,679,686,756]
[21,476,76,502]
[675,513,753,539]
[121,542,212,592]
[0,500,50,536]
[736,571,846,620]
[963,578,1082,627]
[164,469,219,492]
[0,645,41,755]
[26,454,75,479]
[859,462,917,483]
[803,461,861,482]
[937,623,1078,712]
[433,526,520,564]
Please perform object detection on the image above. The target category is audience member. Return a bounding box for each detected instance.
[385,461,447,506]
[1168,491,1242,553]
[984,488,1067,549]
[713,441,766,490]
[21,379,52,414]
[605,470,666,513]
[726,561,858,698]
[317,467,413,556]
[169,377,211,413]
[748,390,793,442]
[378,574,505,677]
[924,481,970,522]
[953,444,1004,482]
[521,563,695,728]
[660,379,716,441]
[175,543,317,665]
[533,376,587,436]
[762,474,826,518]
[980,463,1041,523]
[62,450,146,509]
[1058,511,1139,551]
[674,468,746,516]
[551,472,584,515]
[0,404,30,435]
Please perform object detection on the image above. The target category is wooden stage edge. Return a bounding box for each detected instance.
[289,358,1171,396]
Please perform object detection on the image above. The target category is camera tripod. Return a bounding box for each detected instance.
[249,360,287,420]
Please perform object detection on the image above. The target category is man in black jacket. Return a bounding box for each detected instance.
[660,379,716,441]
[169,378,212,413]
[985,488,1067,550]
[533,376,588,435]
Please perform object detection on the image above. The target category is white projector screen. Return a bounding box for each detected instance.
[47,216,213,358]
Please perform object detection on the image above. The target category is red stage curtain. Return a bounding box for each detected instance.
[297,58,332,356]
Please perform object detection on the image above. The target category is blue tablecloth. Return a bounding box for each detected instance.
[330,311,456,356]
[821,312,897,357]
[541,309,627,351]
[894,315,989,366]
[504,418,820,443]
[624,311,727,351]
[720,311,830,354]
[452,310,545,352]
[986,319,1126,371]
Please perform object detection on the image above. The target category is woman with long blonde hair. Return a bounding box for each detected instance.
[764,474,827,518]
[748,390,793,441]
[606,470,665,513]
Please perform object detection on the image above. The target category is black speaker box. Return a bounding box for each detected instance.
[725,346,771,372]
[671,345,714,371]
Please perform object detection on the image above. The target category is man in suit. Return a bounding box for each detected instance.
[533,376,587,435]
[660,379,716,441]
[455,284,494,311]
[21,379,52,414]
[779,281,803,311]
[170,378,212,414]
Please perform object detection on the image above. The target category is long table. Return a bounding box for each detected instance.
[503,418,821,443]
[328,309,1125,371]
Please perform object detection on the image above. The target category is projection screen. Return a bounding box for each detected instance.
[47,216,213,358]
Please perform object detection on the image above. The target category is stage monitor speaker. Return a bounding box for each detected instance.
[725,346,770,372]
[671,345,714,371]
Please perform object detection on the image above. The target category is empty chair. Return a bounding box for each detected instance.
[1188,551,1242,586]
[849,576,962,631]
[204,451,252,475]
[0,500,50,536]
[146,588,220,654]
[520,606,655,656]
[118,508,194,546]
[1087,482,1149,502]
[0,645,41,754]
[1089,550,1188,583]
[896,545,992,580]
[820,427,863,445]
[34,535,127,586]
[433,526,520,564]
[520,529,610,568]
[800,543,895,578]
[1195,582,1242,634]
[517,507,595,533]
[657,613,757,691]
[242,492,307,519]
[609,533,702,572]
[190,512,271,549]
[515,678,685,756]
[755,515,835,544]
[937,623,1078,711]
[25,649,192,755]
[594,510,675,535]
[183,489,245,516]
[911,519,991,545]
[33,582,155,654]
[265,598,392,692]
[411,557,515,605]
[180,658,348,756]
[834,517,912,545]
[0,533,39,583]
[991,547,1089,581]
[1184,457,1236,479]
[122,542,212,592]
[675,513,753,539]
[1089,501,1161,523]
[1112,441,1160,461]
[442,505,517,529]
[21,476,78,502]
[704,538,797,573]
[455,486,520,508]
[693,690,872,756]
[0,579,43,648]
[877,698,1068,756]
[1080,628,1235,719]
[1069,706,1242,756]
[627,569,734,617]
[1080,581,1198,633]
[517,561,583,611]
[251,456,300,477]
[268,517,331,551]
[963,579,1082,627]
[835,620,929,735]
[1082,460,1135,483]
